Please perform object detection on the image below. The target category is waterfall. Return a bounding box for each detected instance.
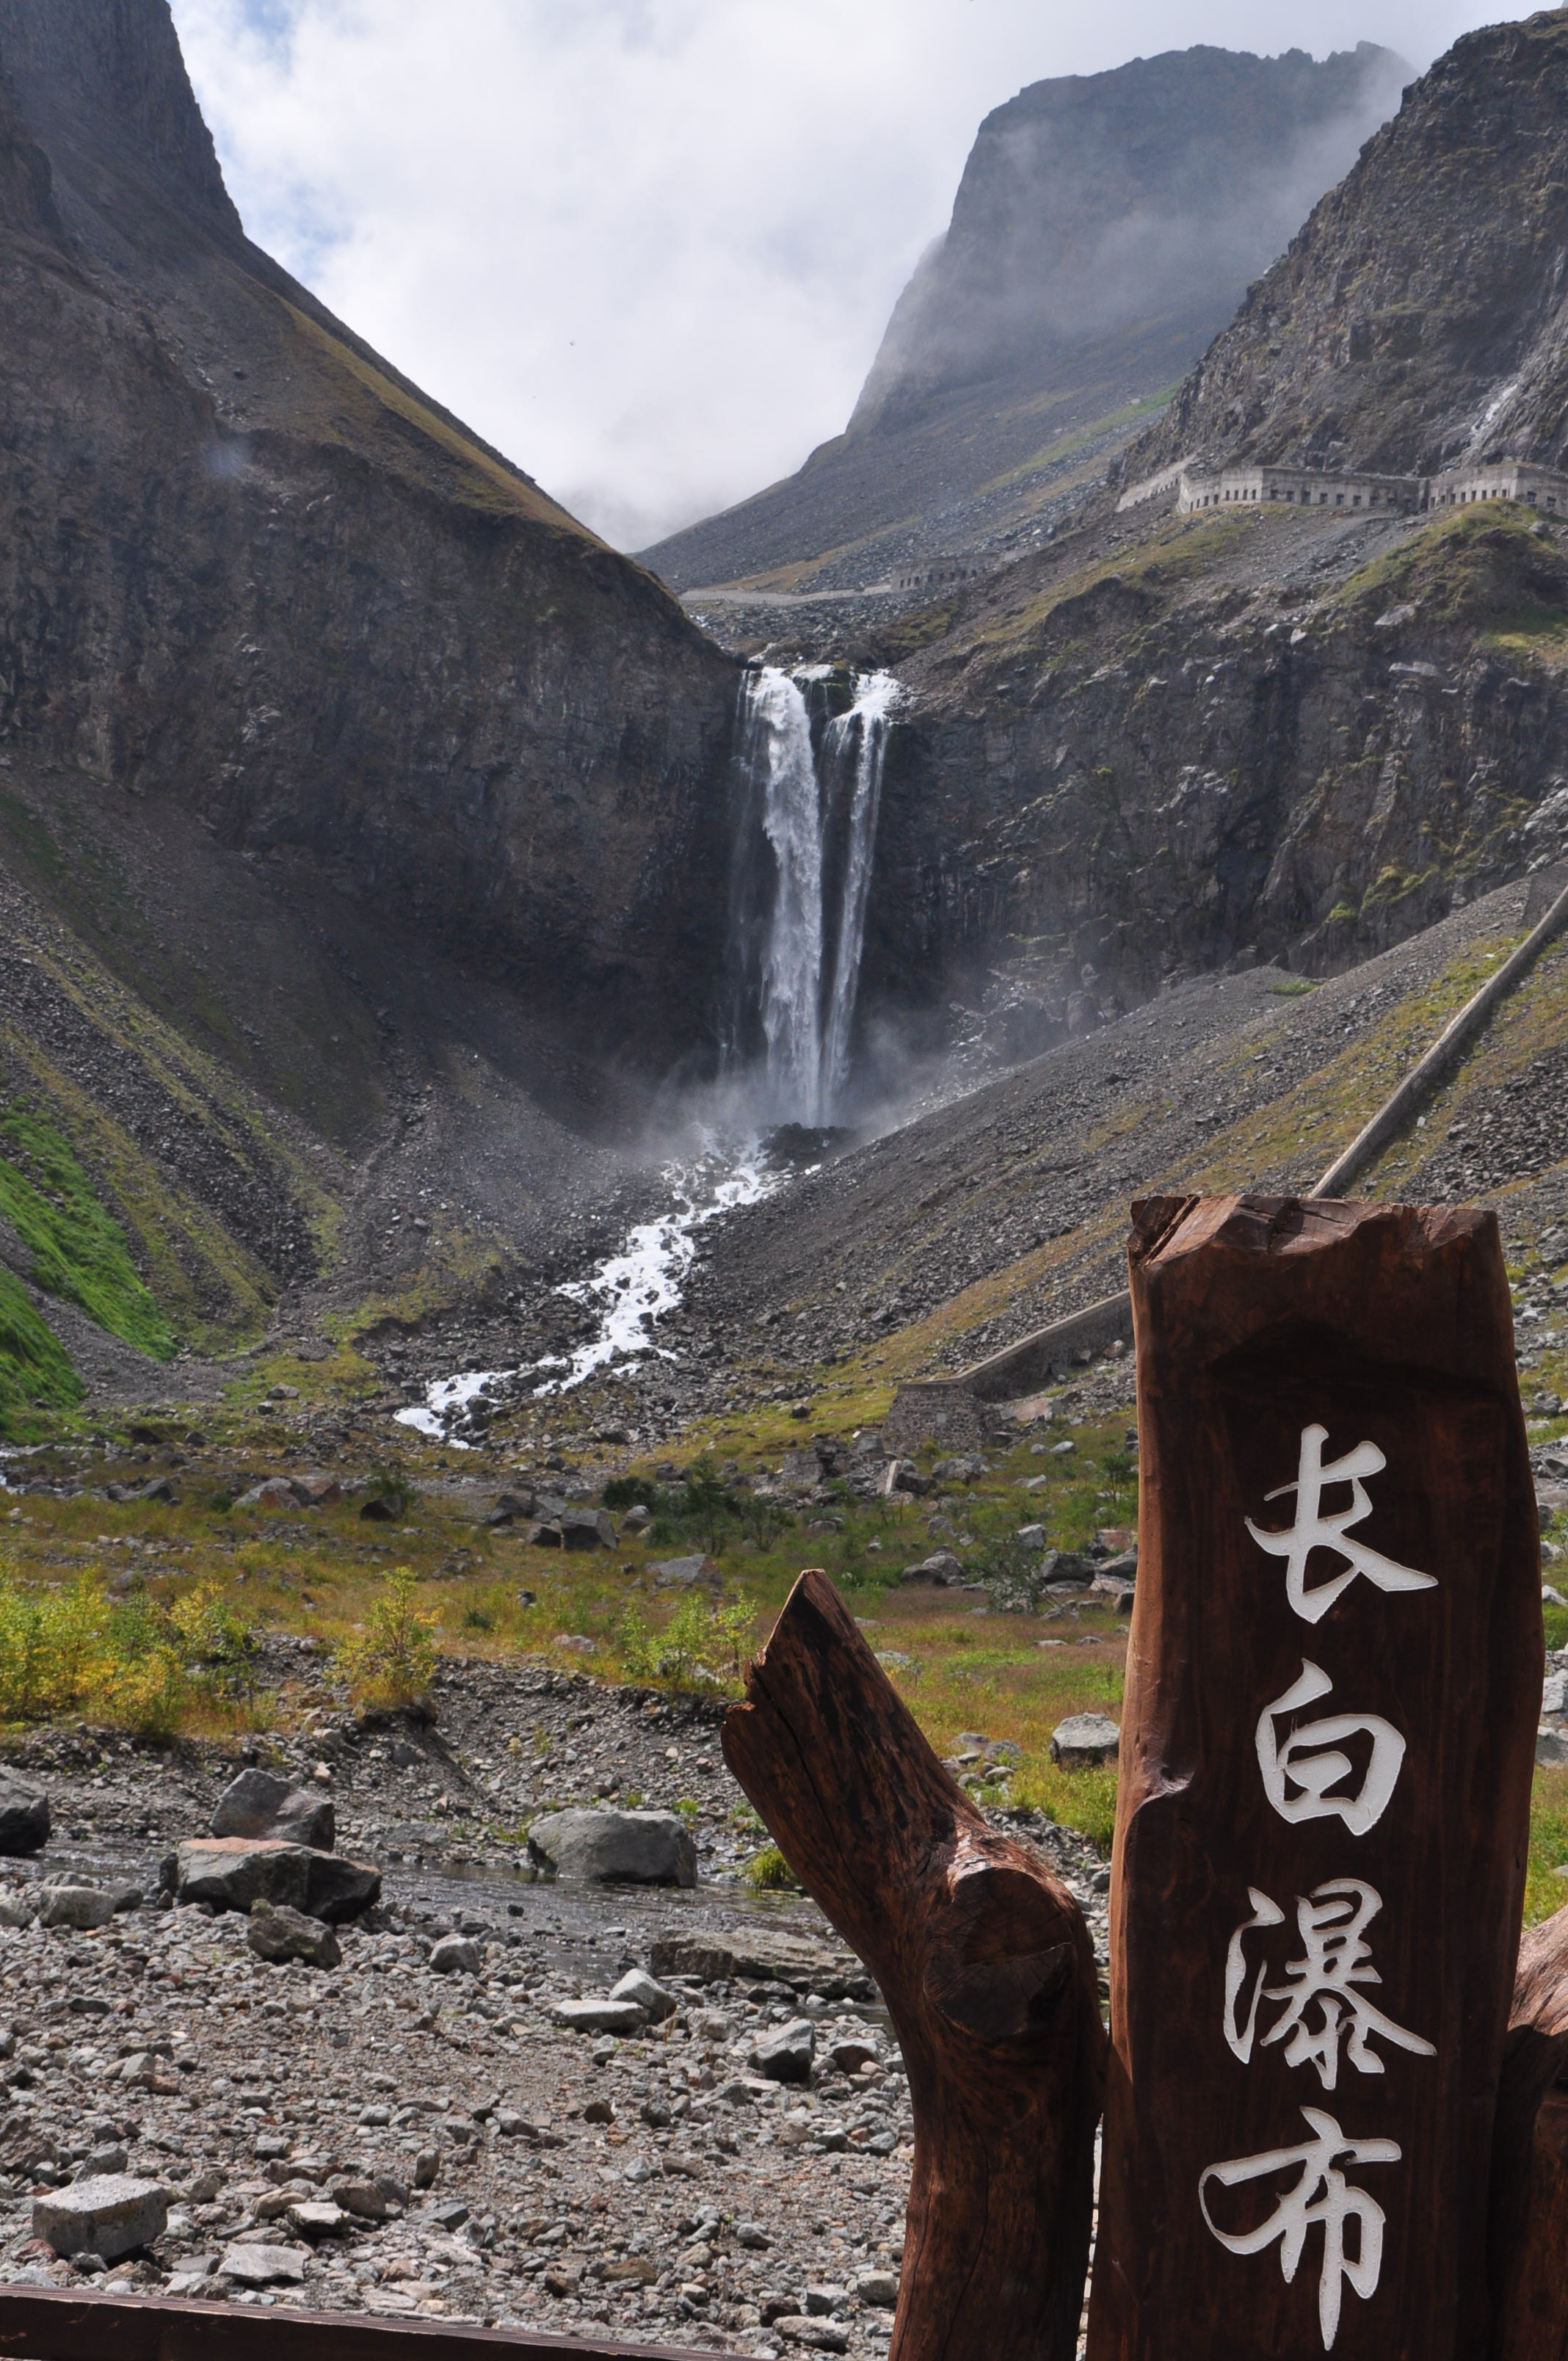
[727,662,906,1125]
[821,671,903,1113]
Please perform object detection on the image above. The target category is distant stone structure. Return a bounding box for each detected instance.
[1177,463,1422,514]
[889,558,987,592]
[1117,454,1567,519]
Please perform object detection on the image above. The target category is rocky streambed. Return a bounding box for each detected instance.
[0,1650,1108,2353]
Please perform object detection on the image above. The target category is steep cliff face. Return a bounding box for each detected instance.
[853,43,1406,435]
[642,43,1406,596]
[1132,7,1568,479]
[853,506,1568,1063]
[0,0,738,1065]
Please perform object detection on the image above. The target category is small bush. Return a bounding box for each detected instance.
[603,1476,656,1512]
[463,1605,495,1633]
[0,1566,258,1734]
[619,1592,758,1694]
[339,1568,439,1706]
[744,1841,799,1892]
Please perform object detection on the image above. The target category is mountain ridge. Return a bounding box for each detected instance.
[640,40,1408,600]
[1126,7,1568,484]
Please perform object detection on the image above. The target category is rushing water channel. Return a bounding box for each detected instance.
[396,1140,780,1442]
[402,665,906,1443]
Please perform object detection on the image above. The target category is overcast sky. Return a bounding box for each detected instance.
[169,1,1511,551]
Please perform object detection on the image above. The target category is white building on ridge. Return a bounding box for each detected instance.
[1117,455,1567,519]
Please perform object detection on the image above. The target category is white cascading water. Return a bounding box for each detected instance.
[396,664,905,1440]
[739,667,826,1123]
[735,664,906,1125]
[819,670,904,1114]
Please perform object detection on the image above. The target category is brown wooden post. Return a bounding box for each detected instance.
[722,1568,1106,2361]
[1491,1903,1568,2358]
[1089,1195,1541,2361]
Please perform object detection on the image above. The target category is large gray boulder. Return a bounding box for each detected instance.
[34,2175,167,2261]
[247,1899,341,1969]
[175,1838,380,1923]
[0,1769,49,1856]
[751,2017,816,2084]
[211,1767,335,1851]
[37,1882,116,1931]
[527,1807,697,1888]
[1049,1712,1120,1768]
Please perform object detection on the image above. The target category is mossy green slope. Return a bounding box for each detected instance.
[0,1104,173,1360]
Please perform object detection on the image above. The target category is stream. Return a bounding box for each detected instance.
[396,1136,782,1447]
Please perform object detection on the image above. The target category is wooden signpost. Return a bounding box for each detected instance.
[1087,1195,1542,2361]
[722,1571,1105,2361]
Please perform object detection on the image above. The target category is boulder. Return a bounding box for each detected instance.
[826,2036,879,2074]
[751,2017,816,2084]
[174,1838,380,1923]
[37,1883,115,1932]
[220,2241,308,2287]
[900,1551,963,1586]
[34,2174,168,2261]
[551,1998,647,2035]
[650,1553,721,1588]
[236,1476,306,1510]
[211,1767,335,1851]
[360,1495,400,1523]
[287,2199,347,2239]
[0,1771,49,1857]
[1049,1711,1121,1768]
[649,1926,865,1995]
[610,1967,678,2022]
[247,1900,341,1970]
[772,2318,849,2352]
[429,1934,481,1976]
[559,1506,615,1551]
[1538,1727,1568,1768]
[527,1807,697,1888]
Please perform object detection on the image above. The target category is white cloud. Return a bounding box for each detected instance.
[168,0,1507,549]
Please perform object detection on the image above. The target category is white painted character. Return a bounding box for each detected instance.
[1248,1424,1436,1625]
[1199,2106,1400,2350]
[1256,1662,1405,1835]
[1224,1879,1435,2090]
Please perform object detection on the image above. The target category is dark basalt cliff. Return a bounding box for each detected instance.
[1131,7,1568,479]
[0,0,738,1065]
[642,42,1406,595]
[859,509,1568,1065]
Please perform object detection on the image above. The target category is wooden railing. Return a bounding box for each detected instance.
[0,2285,729,2361]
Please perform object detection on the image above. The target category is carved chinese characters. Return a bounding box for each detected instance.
[1199,1422,1437,2346]
[1088,1197,1541,2361]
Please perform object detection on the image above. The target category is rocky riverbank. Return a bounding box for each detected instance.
[0,1650,1108,2351]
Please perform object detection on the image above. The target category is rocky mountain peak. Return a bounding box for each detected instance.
[0,0,240,237]
[850,40,1409,438]
[1128,7,1568,481]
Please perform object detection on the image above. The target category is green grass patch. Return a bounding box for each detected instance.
[1528,1766,1568,1924]
[0,1103,173,1358]
[0,1266,82,1433]
[1335,509,1568,650]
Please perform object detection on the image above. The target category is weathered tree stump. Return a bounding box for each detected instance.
[722,1568,1105,2361]
[1492,1903,1568,2358]
[1089,1195,1540,2361]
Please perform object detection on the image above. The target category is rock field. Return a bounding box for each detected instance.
[0,1647,1107,2351]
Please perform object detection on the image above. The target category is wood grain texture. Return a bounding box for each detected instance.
[1089,1195,1540,2361]
[1493,1905,1568,2359]
[722,1568,1106,2361]
[0,2284,720,2360]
